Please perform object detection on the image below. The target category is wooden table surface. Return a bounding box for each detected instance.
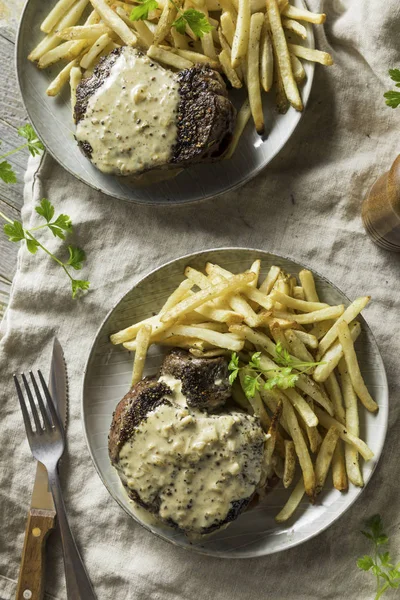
[0,0,29,319]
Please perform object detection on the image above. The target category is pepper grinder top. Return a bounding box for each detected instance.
[362,155,400,252]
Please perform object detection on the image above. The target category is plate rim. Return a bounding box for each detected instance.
[15,0,315,206]
[81,246,389,558]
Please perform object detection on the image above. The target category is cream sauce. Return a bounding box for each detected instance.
[117,377,266,535]
[76,47,180,175]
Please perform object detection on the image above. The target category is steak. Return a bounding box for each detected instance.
[74,47,236,177]
[109,350,267,536]
[160,348,230,411]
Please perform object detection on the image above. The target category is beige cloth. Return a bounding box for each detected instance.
[1,1,400,598]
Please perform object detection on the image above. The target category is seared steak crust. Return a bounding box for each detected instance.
[172,65,235,164]
[160,348,231,411]
[108,377,172,464]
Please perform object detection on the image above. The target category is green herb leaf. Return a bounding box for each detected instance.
[243,373,260,399]
[48,214,73,239]
[357,556,374,572]
[172,9,213,37]
[18,124,44,156]
[384,90,400,108]
[249,351,261,370]
[0,160,17,184]
[389,68,400,83]
[228,352,240,384]
[4,220,25,242]
[36,198,55,223]
[71,278,90,298]
[130,0,158,21]
[67,246,86,270]
[26,238,39,254]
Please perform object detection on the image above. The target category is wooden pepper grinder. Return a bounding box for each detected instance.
[362,154,400,252]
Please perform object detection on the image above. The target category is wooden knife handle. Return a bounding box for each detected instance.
[16,508,56,600]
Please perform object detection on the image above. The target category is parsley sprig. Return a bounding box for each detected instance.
[228,342,324,399]
[0,125,44,184]
[1,198,89,299]
[357,515,400,599]
[130,0,213,38]
[384,69,400,109]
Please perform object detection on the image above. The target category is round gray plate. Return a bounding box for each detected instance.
[16,0,315,205]
[82,248,389,558]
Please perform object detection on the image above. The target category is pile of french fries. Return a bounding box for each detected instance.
[110,259,378,523]
[29,0,333,156]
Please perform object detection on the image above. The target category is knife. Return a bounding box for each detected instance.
[16,339,68,600]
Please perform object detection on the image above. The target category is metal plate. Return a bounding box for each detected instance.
[82,248,389,558]
[16,0,315,205]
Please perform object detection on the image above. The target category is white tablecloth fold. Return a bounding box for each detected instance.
[1,1,400,598]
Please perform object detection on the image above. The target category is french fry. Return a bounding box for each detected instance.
[310,320,335,340]
[270,290,329,312]
[285,329,315,363]
[338,358,364,487]
[267,0,302,111]
[159,279,193,316]
[160,324,245,351]
[175,49,220,69]
[313,321,361,382]
[170,28,191,49]
[247,12,265,135]
[219,50,243,88]
[80,33,112,68]
[29,0,90,62]
[147,44,193,68]
[324,371,345,424]
[56,23,111,40]
[260,17,273,92]
[282,17,307,39]
[282,4,326,24]
[314,407,374,461]
[259,387,290,435]
[229,324,277,357]
[206,263,273,310]
[332,440,348,492]
[303,400,322,453]
[239,370,271,431]
[41,0,78,33]
[288,43,333,66]
[206,268,261,328]
[283,440,296,488]
[259,265,280,294]
[39,40,88,69]
[160,272,255,323]
[270,321,291,353]
[128,16,154,46]
[131,324,152,386]
[46,58,80,96]
[298,269,319,302]
[315,426,340,494]
[296,374,334,415]
[274,304,345,325]
[224,98,251,159]
[274,46,289,113]
[197,0,217,59]
[293,285,305,300]
[154,0,178,44]
[293,330,318,349]
[89,0,137,45]
[317,296,370,359]
[220,10,236,46]
[337,321,378,413]
[290,54,306,83]
[275,477,305,523]
[283,387,318,428]
[282,397,315,499]
[70,65,82,118]
[231,0,250,67]
[189,347,228,358]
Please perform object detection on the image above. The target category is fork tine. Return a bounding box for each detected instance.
[22,373,43,433]
[29,371,52,431]
[37,370,62,430]
[13,375,34,438]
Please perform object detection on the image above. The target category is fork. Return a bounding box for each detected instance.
[14,370,97,600]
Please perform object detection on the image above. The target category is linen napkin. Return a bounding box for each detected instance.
[1,1,400,598]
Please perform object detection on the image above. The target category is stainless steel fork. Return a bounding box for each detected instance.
[14,370,96,600]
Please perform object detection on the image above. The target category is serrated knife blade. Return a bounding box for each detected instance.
[16,339,69,600]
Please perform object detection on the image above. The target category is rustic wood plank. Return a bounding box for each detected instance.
[0,33,28,129]
[0,119,29,211]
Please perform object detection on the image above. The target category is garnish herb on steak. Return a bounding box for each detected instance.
[74,47,236,177]
[109,350,267,536]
